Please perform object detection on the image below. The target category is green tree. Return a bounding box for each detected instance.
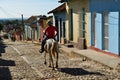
[0,22,3,31]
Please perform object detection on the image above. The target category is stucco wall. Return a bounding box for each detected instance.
[66,3,69,41]
[95,13,103,49]
[53,11,66,21]
[90,0,120,12]
[90,0,120,55]
[53,11,66,42]
[108,12,119,54]
[25,25,31,40]
[66,0,90,47]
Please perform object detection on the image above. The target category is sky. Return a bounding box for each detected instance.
[0,0,61,19]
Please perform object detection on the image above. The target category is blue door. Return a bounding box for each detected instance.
[108,12,119,55]
[95,13,102,49]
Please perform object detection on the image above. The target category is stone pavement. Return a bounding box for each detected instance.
[1,39,120,79]
[60,45,120,71]
[3,39,120,71]
[31,40,120,71]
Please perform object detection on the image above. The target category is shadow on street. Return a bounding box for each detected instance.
[0,39,15,80]
[0,67,12,80]
[0,39,7,56]
[59,67,104,76]
[0,59,15,66]
[0,59,15,80]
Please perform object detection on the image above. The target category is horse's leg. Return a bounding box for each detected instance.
[56,52,58,68]
[44,44,47,65]
[46,39,56,70]
[49,54,55,70]
[48,49,54,70]
[44,52,47,65]
[47,43,52,67]
[52,42,59,70]
[50,54,55,70]
[55,43,59,68]
[49,51,51,67]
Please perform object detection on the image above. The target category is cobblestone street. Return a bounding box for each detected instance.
[0,40,120,80]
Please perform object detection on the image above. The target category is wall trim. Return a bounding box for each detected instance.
[89,46,120,58]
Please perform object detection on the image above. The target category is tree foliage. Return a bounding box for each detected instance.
[0,22,3,30]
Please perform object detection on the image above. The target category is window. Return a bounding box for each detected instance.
[103,12,109,50]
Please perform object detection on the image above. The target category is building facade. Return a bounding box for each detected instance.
[90,0,120,56]
[48,3,66,44]
[65,0,90,49]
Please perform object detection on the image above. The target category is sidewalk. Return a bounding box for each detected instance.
[60,45,120,71]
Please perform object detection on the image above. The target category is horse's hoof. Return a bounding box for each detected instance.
[44,62,47,65]
[56,65,58,68]
[52,68,55,70]
[82,57,86,61]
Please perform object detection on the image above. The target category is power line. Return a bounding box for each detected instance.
[0,6,21,18]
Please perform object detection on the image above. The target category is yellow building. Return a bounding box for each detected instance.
[64,0,90,49]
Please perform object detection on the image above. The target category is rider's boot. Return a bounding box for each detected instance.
[39,43,44,53]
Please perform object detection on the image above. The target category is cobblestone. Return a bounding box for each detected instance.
[0,40,120,80]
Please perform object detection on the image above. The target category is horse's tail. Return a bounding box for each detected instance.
[51,42,56,58]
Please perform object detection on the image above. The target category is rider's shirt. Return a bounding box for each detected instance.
[45,26,57,38]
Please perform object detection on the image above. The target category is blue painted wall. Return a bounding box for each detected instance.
[95,13,103,49]
[90,0,120,12]
[53,10,66,41]
[90,13,92,46]
[53,11,66,24]
[90,0,120,55]
[25,25,31,40]
[108,12,119,54]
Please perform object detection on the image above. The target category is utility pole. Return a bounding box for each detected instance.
[21,14,24,41]
[22,14,24,26]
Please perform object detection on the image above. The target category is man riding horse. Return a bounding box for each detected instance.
[39,20,57,53]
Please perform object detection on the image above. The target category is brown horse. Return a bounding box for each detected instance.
[44,39,59,70]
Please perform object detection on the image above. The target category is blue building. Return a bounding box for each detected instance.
[48,3,66,44]
[25,24,31,40]
[90,0,120,56]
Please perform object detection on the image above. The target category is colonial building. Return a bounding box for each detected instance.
[25,16,40,42]
[38,16,53,41]
[48,3,66,44]
[59,0,90,49]
[90,0,120,56]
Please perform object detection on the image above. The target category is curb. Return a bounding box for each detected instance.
[71,51,113,69]
[60,46,120,71]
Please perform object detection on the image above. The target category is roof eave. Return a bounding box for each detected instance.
[58,0,71,3]
[47,3,66,14]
